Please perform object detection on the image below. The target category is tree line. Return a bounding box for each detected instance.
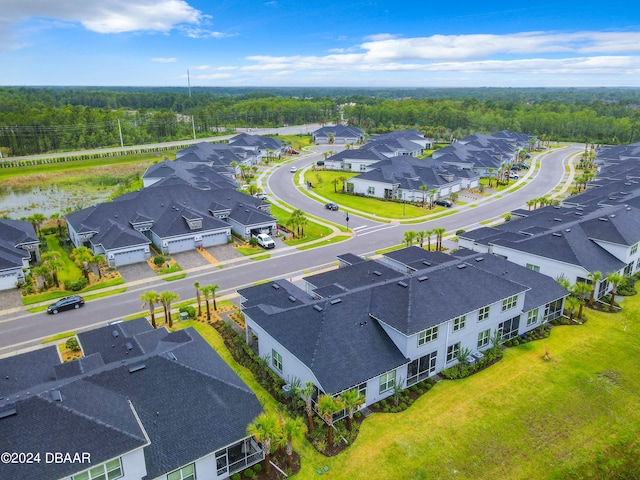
[1,87,639,156]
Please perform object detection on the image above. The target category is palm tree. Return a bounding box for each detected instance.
[587,271,603,306]
[316,394,345,447]
[159,291,179,328]
[416,230,427,248]
[419,185,427,208]
[295,381,316,432]
[403,230,417,247]
[487,168,495,188]
[433,227,446,251]
[425,229,434,251]
[338,175,347,192]
[606,272,625,312]
[247,412,281,475]
[281,416,306,469]
[40,251,62,288]
[71,246,94,283]
[341,389,364,431]
[564,296,580,323]
[200,284,220,320]
[331,177,340,193]
[194,281,202,317]
[526,199,536,211]
[572,282,591,320]
[428,189,437,209]
[140,290,160,328]
[28,212,46,237]
[92,254,105,279]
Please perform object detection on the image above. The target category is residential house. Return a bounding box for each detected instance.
[142,160,238,189]
[241,247,567,412]
[0,318,264,480]
[458,203,640,296]
[0,219,39,290]
[229,133,285,159]
[311,125,365,145]
[176,142,260,178]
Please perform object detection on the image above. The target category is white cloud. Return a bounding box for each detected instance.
[152,57,177,63]
[2,0,209,41]
[193,73,234,80]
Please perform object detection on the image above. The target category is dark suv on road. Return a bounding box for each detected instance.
[325,202,339,211]
[434,199,452,207]
[47,295,85,314]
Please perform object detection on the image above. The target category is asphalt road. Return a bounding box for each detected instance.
[0,141,581,354]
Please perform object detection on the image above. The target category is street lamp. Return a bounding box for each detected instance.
[344,211,349,230]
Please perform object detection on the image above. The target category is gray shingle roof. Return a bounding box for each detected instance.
[0,321,261,480]
[245,292,408,394]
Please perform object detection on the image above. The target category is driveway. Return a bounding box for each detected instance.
[205,243,244,262]
[0,289,24,311]
[117,262,155,283]
[171,250,210,269]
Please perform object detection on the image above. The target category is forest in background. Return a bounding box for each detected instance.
[1,86,639,156]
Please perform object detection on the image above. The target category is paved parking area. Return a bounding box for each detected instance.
[117,262,155,283]
[205,243,244,262]
[171,250,209,269]
[0,289,24,311]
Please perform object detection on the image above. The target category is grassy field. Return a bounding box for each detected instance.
[269,203,333,244]
[304,169,447,219]
[177,294,640,480]
[44,234,82,281]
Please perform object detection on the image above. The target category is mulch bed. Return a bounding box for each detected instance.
[245,451,301,480]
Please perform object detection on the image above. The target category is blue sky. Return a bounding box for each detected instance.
[1,0,639,87]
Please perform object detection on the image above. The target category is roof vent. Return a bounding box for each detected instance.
[313,305,323,312]
[610,214,616,218]
[475,257,484,262]
[272,284,280,290]
[598,217,608,222]
[397,281,409,288]
[128,364,146,373]
[330,298,342,305]
[373,271,382,276]
[125,342,134,351]
[112,330,119,338]
[288,295,297,303]
[165,352,177,361]
[552,232,562,237]
[418,276,428,282]
[565,229,571,232]
[422,261,432,266]
[50,390,63,402]
[457,264,467,269]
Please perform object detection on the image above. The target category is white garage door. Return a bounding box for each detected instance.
[0,271,19,290]
[202,232,227,247]
[112,248,148,266]
[167,237,196,254]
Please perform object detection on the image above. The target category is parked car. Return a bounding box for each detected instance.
[289,166,298,173]
[510,164,522,171]
[325,202,339,211]
[521,163,531,169]
[253,233,276,249]
[47,295,85,314]
[254,192,268,200]
[434,199,452,208]
[509,172,520,180]
[316,160,325,166]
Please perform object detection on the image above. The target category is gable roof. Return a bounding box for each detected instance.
[0,219,37,271]
[0,320,261,480]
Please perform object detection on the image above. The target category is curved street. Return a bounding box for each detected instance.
[0,140,581,354]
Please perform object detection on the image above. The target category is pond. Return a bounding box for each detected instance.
[0,185,115,218]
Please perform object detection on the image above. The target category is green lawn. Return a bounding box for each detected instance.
[180,295,640,480]
[44,235,82,282]
[304,170,443,219]
[269,203,333,244]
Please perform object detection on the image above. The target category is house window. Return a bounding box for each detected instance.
[417,326,438,346]
[367,186,375,195]
[73,459,123,480]
[527,308,539,326]
[502,295,518,311]
[446,342,460,363]
[272,349,282,372]
[452,315,466,332]
[544,298,564,322]
[631,243,639,255]
[477,329,490,349]
[498,316,520,341]
[168,464,196,480]
[379,370,396,394]
[407,351,437,386]
[478,306,490,321]
[526,263,540,272]
[360,164,367,171]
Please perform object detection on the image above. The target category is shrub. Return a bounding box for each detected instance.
[179,306,196,319]
[232,474,241,480]
[65,337,80,351]
[243,467,255,479]
[456,229,466,235]
[253,464,262,473]
[64,278,88,291]
[153,255,166,266]
[249,237,258,247]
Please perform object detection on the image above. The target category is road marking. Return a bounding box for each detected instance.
[352,225,369,231]
[357,224,400,236]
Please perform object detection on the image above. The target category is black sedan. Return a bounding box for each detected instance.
[325,202,339,211]
[47,295,85,314]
